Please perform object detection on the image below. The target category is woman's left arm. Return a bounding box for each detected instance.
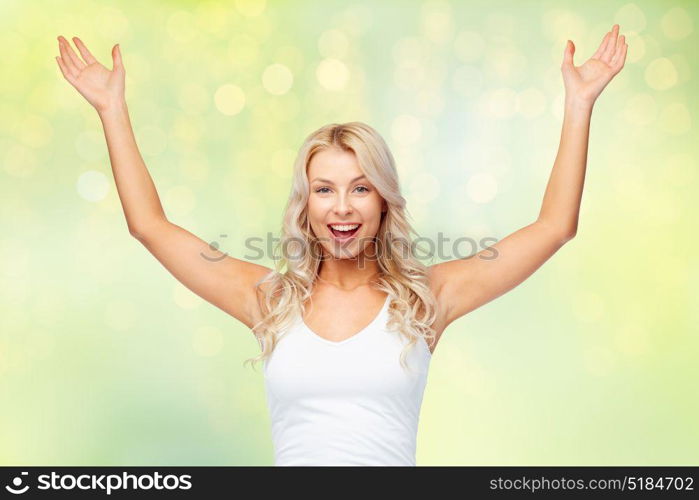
[540,23,628,234]
[429,24,628,328]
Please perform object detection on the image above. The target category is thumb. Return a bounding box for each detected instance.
[112,44,124,72]
[562,40,575,68]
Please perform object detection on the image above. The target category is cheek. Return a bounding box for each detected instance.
[358,199,383,220]
[306,200,328,224]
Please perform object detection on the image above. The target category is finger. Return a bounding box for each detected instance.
[601,24,619,63]
[112,44,124,72]
[71,36,98,65]
[58,39,80,79]
[562,40,575,68]
[610,40,628,72]
[55,56,76,84]
[57,36,86,71]
[592,31,611,60]
[610,35,625,65]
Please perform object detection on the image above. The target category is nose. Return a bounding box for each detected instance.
[333,192,353,215]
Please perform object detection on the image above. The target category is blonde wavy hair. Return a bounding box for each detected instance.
[244,122,437,371]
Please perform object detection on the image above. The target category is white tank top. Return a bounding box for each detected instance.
[262,294,432,466]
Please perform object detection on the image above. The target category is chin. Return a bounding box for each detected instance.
[320,244,360,260]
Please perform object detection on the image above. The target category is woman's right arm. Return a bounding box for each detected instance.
[57,36,272,329]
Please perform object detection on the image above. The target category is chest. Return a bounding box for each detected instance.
[301,294,387,342]
[264,323,431,402]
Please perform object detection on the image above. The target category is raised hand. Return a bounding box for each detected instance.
[55,36,126,113]
[561,24,628,106]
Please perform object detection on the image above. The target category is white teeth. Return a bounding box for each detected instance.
[329,224,360,231]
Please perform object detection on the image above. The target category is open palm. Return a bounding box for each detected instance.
[561,24,628,105]
[55,36,125,113]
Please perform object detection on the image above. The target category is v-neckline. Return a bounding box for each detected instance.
[301,294,390,346]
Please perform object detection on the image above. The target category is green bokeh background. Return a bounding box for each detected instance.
[1,0,696,465]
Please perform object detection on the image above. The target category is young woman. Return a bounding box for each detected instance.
[56,24,627,466]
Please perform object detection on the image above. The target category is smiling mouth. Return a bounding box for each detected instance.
[327,224,361,241]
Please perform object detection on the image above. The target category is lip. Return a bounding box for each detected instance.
[327,223,361,243]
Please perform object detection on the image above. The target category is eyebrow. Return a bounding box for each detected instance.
[311,175,367,184]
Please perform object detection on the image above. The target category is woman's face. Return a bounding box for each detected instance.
[306,147,386,259]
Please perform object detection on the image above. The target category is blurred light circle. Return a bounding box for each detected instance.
[451,65,484,99]
[623,93,657,126]
[408,200,429,227]
[667,54,691,85]
[318,29,349,59]
[77,170,110,202]
[75,130,106,162]
[228,34,260,68]
[644,58,678,90]
[274,45,305,75]
[391,114,422,146]
[316,58,349,91]
[658,102,691,135]
[541,10,587,42]
[166,10,196,43]
[214,84,246,116]
[420,0,454,44]
[194,2,229,36]
[393,61,426,91]
[572,291,605,323]
[466,173,498,204]
[3,145,37,178]
[192,325,224,357]
[234,0,266,17]
[262,63,294,95]
[178,82,209,115]
[516,88,547,119]
[137,125,168,157]
[393,36,429,65]
[271,148,296,179]
[416,89,445,116]
[97,7,130,41]
[661,7,693,40]
[453,31,485,62]
[334,4,373,38]
[484,47,528,85]
[614,3,647,34]
[19,114,52,148]
[409,172,441,204]
[624,32,645,63]
[584,346,615,376]
[479,88,518,119]
[164,185,197,217]
[612,165,646,212]
[277,92,301,121]
[665,153,695,187]
[614,322,650,357]
[171,115,205,152]
[180,151,209,182]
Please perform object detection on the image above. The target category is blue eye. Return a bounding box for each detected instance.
[314,186,370,194]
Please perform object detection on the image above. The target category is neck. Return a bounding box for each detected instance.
[316,251,382,290]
